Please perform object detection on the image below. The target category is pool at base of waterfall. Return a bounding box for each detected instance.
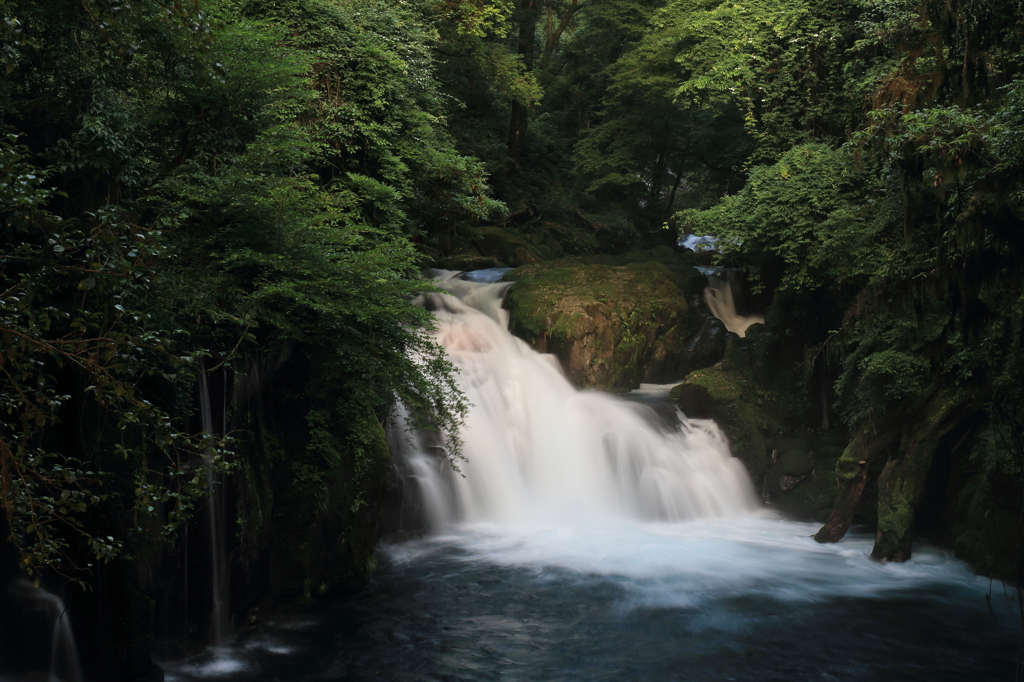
[162,514,1018,682]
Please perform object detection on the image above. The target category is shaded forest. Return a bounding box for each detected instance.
[2,0,1024,678]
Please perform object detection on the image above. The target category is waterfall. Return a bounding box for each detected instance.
[7,580,83,682]
[198,366,229,645]
[392,272,758,531]
[703,272,764,338]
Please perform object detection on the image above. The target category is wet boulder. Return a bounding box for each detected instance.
[435,253,505,271]
[677,309,728,376]
[670,367,783,480]
[766,466,809,496]
[775,468,839,521]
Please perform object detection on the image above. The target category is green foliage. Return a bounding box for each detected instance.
[3,0,1024,591]
[571,0,753,220]
[1,0,471,587]
[951,418,1022,578]
[637,0,1024,569]
[240,0,506,248]
[436,0,513,38]
[678,143,894,293]
[646,0,862,159]
[670,0,1024,436]
[1,135,229,583]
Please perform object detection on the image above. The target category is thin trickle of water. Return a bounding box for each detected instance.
[393,271,758,531]
[7,580,84,682]
[198,367,229,645]
[703,273,763,338]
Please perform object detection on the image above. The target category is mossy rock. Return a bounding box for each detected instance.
[778,449,815,476]
[776,471,839,521]
[671,367,771,482]
[744,323,774,360]
[435,252,505,271]
[776,437,809,453]
[679,367,747,403]
[732,431,769,478]
[721,333,748,371]
[765,467,806,497]
[715,400,766,447]
[754,412,788,448]
[671,368,752,420]
[816,433,847,448]
[813,445,845,461]
[671,383,716,419]
[505,257,691,389]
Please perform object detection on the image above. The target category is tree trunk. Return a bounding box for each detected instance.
[665,154,683,215]
[813,424,899,544]
[538,0,582,70]
[505,0,539,167]
[870,385,982,562]
[507,101,531,166]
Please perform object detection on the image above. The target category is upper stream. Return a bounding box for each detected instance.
[162,271,1018,682]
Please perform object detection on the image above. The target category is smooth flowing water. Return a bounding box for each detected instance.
[162,272,1018,681]
[161,519,1018,681]
[390,270,758,530]
[703,274,763,338]
[3,580,84,682]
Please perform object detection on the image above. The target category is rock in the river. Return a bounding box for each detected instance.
[435,253,505,271]
[670,367,790,480]
[775,468,839,521]
[766,467,808,495]
[505,257,691,389]
[677,305,728,375]
[778,449,815,476]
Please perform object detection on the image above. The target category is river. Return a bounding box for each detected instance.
[162,270,1019,681]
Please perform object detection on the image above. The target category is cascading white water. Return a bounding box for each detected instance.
[703,273,763,338]
[8,580,84,682]
[394,272,758,530]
